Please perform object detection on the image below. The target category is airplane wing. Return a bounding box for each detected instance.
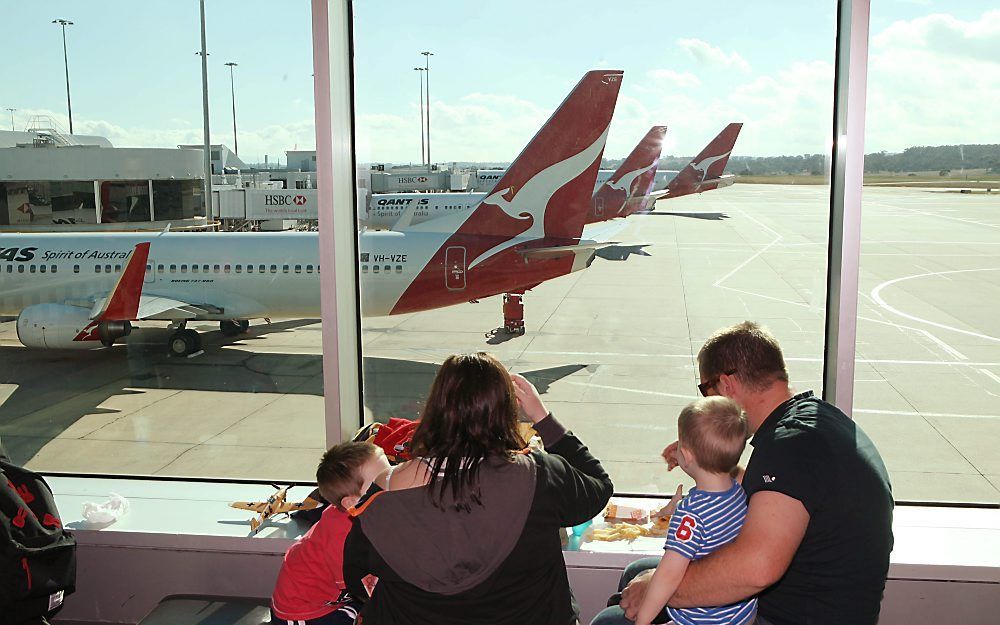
[270,498,321,515]
[135,294,218,320]
[84,243,218,321]
[230,501,269,513]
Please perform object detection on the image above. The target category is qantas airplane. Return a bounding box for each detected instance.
[0,70,625,356]
[363,123,742,230]
[365,125,666,230]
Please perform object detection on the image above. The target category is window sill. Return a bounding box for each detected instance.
[50,477,1000,583]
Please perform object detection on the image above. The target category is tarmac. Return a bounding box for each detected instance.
[1,184,997,504]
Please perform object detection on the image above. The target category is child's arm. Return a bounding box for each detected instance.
[634,550,691,625]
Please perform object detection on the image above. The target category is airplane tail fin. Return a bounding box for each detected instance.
[464,70,623,244]
[590,125,667,222]
[665,122,742,199]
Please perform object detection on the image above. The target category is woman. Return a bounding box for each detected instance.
[344,352,613,625]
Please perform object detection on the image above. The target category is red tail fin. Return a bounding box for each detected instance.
[463,70,623,244]
[590,125,667,222]
[666,122,742,198]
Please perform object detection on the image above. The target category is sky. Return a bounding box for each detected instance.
[1,1,998,164]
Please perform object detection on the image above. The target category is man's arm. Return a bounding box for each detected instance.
[634,551,690,625]
[668,491,809,608]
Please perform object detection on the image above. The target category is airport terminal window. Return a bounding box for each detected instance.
[0,3,324,482]
[853,5,999,505]
[353,0,838,495]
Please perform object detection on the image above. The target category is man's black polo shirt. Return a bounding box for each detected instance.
[743,391,893,625]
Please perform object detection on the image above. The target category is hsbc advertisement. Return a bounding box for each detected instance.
[245,189,318,220]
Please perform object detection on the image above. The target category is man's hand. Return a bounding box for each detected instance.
[661,441,679,471]
[619,569,654,620]
[510,373,548,424]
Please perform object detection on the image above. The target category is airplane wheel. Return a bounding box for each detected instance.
[237,319,250,334]
[168,329,201,356]
[220,320,242,337]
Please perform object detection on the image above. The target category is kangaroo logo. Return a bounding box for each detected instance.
[469,124,611,269]
[689,150,731,183]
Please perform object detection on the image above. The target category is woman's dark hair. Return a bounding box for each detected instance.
[409,352,526,512]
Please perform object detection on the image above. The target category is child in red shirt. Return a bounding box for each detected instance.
[271,442,389,625]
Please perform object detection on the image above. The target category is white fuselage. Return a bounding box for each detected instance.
[365,169,679,230]
[0,230,453,321]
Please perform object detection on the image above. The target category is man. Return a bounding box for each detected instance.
[593,321,893,625]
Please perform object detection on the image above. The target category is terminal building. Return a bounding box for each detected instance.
[1,126,208,230]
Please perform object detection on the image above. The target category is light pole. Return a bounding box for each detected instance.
[196,0,213,220]
[5,108,14,131]
[414,67,425,165]
[52,19,74,134]
[421,51,433,170]
[225,62,239,156]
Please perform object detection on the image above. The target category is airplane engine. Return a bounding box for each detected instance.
[16,303,131,349]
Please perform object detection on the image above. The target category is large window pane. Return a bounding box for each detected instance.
[0,1,324,482]
[857,4,1000,504]
[354,0,835,494]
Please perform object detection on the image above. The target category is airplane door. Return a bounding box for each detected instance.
[445,246,466,290]
[595,197,605,217]
[144,259,155,283]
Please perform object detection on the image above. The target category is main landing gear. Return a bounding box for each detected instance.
[167,321,202,357]
[219,319,250,337]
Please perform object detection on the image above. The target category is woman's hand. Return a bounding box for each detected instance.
[510,373,548,424]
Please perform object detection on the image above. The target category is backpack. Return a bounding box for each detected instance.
[0,445,77,624]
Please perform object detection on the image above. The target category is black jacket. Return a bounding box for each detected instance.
[343,414,613,625]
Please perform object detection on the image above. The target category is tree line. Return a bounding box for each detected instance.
[603,144,1000,175]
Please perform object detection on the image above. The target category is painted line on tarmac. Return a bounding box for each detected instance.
[524,350,1000,368]
[567,381,696,401]
[870,267,1000,344]
[921,330,969,361]
[855,408,1000,420]
[979,369,1000,386]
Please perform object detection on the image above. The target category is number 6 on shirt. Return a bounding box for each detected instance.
[675,515,697,541]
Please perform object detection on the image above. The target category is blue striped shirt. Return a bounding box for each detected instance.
[664,480,756,625]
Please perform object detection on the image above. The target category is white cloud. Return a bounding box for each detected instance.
[356,92,549,164]
[646,69,702,89]
[677,38,751,73]
[865,10,1000,151]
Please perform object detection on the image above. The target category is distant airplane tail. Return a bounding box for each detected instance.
[664,122,742,199]
[462,69,623,248]
[590,125,667,223]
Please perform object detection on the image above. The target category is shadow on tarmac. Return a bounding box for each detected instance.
[0,321,586,465]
